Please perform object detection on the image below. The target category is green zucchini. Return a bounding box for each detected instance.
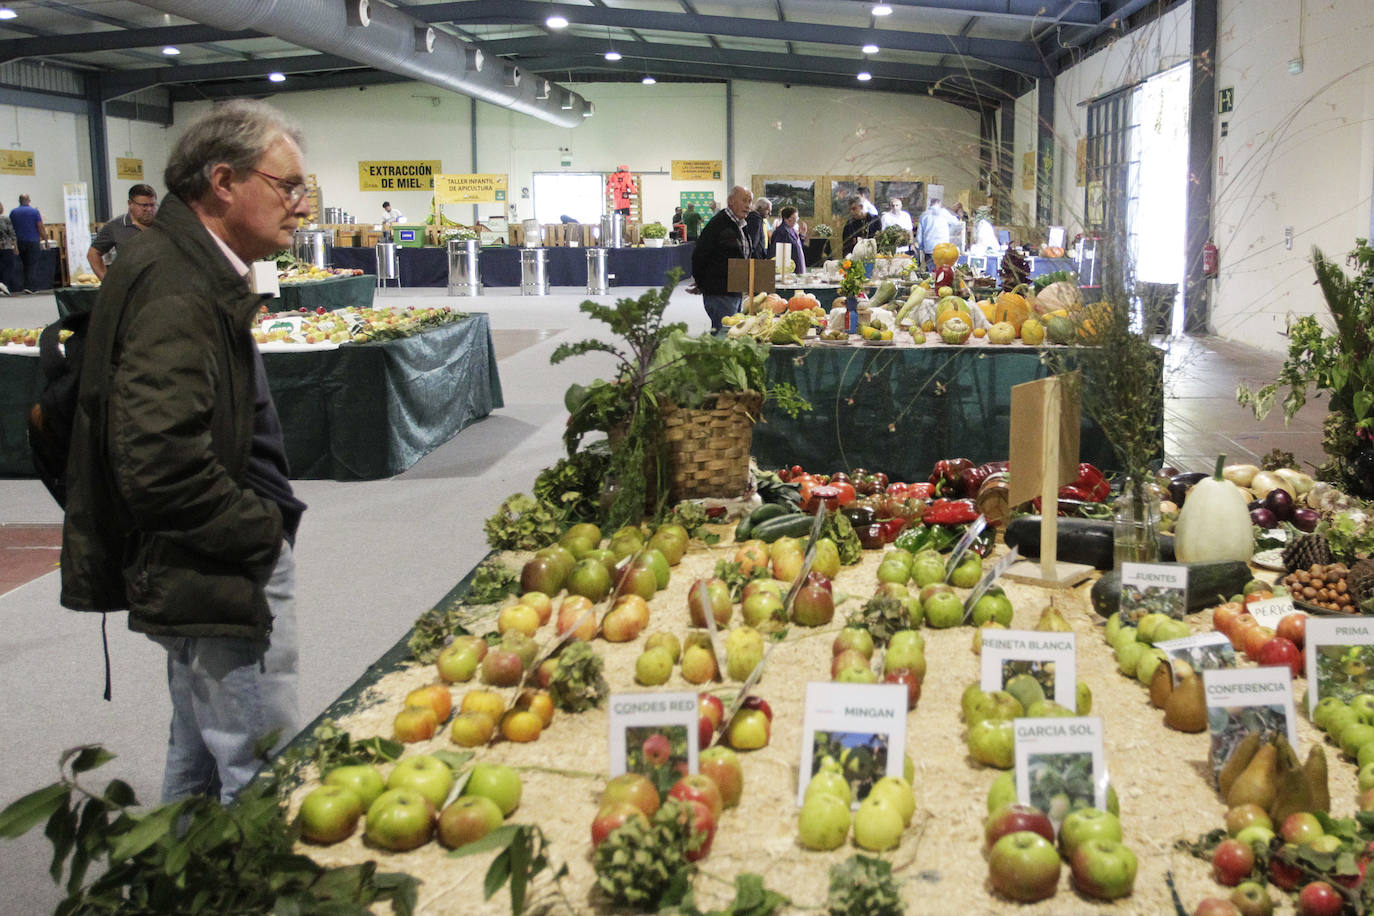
[1005,516,1176,571]
[751,513,816,543]
[1089,560,1252,618]
[735,502,792,541]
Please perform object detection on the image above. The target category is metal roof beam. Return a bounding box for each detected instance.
[873,0,1099,27]
[1038,0,1162,67]
[0,25,264,62]
[418,0,1049,75]
[166,68,410,101]
[100,54,364,98]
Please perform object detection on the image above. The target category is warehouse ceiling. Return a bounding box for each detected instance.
[0,0,1173,114]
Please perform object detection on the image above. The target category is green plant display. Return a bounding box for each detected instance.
[641,221,669,239]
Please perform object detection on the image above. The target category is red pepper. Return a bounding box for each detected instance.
[802,482,856,514]
[930,458,975,496]
[878,518,909,543]
[1058,484,1095,502]
[886,482,934,501]
[1073,463,1110,501]
[923,498,978,525]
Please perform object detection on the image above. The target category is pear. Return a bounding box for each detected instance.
[1268,736,1312,824]
[1163,672,1207,732]
[1004,673,1046,712]
[1304,745,1330,813]
[1148,662,1174,710]
[1227,743,1278,812]
[1216,732,1261,798]
[1036,605,1072,633]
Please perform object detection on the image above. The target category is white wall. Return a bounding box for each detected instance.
[0,105,86,222]
[1209,0,1374,350]
[102,115,174,218]
[1010,88,1039,225]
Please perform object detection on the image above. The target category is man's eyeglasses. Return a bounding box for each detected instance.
[253,169,308,207]
[131,200,157,210]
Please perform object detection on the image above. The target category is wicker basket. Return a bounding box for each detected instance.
[659,390,764,502]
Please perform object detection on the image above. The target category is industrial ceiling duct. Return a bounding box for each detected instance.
[503,64,521,88]
[414,26,435,54]
[131,0,582,127]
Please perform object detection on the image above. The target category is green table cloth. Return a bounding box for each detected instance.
[0,314,502,480]
[753,342,1159,482]
[54,274,377,318]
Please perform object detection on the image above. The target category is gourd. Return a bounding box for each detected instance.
[787,293,817,312]
[939,316,971,344]
[987,322,1016,345]
[765,294,789,314]
[1045,315,1076,345]
[1019,316,1045,346]
[1035,280,1083,314]
[1174,455,1254,563]
[932,242,959,267]
[869,280,897,308]
[990,290,1031,332]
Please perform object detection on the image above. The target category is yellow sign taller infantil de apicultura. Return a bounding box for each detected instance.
[433,174,508,204]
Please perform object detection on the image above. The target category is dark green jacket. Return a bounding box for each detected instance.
[60,194,283,640]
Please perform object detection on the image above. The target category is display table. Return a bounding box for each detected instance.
[0,314,503,480]
[1,247,58,292]
[754,339,1159,481]
[332,243,695,288]
[54,274,377,318]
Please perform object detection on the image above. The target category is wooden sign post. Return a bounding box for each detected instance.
[1003,373,1096,588]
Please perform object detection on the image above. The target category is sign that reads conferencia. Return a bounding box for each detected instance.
[0,149,35,175]
[434,173,508,204]
[672,160,723,181]
[116,158,144,181]
[358,160,441,191]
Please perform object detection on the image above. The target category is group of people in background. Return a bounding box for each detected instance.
[0,194,47,294]
[842,184,964,268]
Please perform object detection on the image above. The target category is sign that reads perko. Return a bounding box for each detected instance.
[433,174,509,204]
[358,160,441,191]
[0,150,35,175]
[671,160,723,181]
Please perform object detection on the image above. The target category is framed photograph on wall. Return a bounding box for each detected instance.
[759,177,817,218]
[828,178,864,220]
[872,179,926,213]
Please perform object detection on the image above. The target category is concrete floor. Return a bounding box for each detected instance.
[0,284,1323,912]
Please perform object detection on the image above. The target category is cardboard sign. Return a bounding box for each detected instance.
[797,683,907,807]
[358,160,441,191]
[672,160,723,181]
[1013,716,1108,821]
[726,258,775,296]
[1203,667,1298,787]
[1007,375,1080,508]
[1155,632,1235,685]
[607,692,700,779]
[1118,562,1189,623]
[980,630,1077,710]
[0,149,34,175]
[116,157,144,181]
[1305,617,1374,717]
[1248,597,1299,629]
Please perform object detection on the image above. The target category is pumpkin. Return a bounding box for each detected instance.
[932,241,959,267]
[987,322,1016,345]
[990,291,1031,332]
[1174,455,1254,563]
[766,294,789,315]
[1045,315,1076,345]
[939,315,971,344]
[936,307,970,330]
[787,293,816,312]
[1077,301,1113,340]
[978,300,997,323]
[1035,280,1083,314]
[1020,316,1045,345]
[1039,245,1066,258]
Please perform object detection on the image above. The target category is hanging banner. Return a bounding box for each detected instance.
[358,160,441,191]
[433,173,508,204]
[1021,152,1036,190]
[1,150,35,175]
[671,159,723,181]
[116,158,144,181]
[63,182,92,280]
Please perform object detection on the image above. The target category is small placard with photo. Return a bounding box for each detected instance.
[1155,632,1236,686]
[1203,667,1298,787]
[797,682,907,807]
[980,630,1077,710]
[608,691,700,796]
[1305,617,1374,717]
[1248,596,1299,629]
[1119,562,1189,622]
[1013,717,1108,822]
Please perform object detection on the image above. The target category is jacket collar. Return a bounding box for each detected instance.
[150,194,266,324]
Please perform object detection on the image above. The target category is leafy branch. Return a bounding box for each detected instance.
[449,823,570,916]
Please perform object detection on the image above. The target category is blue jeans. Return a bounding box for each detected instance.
[152,542,299,803]
[703,293,742,331]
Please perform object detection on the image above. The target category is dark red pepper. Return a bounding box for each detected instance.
[886,482,934,501]
[929,458,975,496]
[923,498,978,525]
[878,518,909,543]
[1058,484,1095,502]
[1073,463,1110,501]
[855,523,885,550]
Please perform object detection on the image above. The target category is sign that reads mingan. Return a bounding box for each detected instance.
[671,160,723,181]
[434,173,508,204]
[116,158,144,181]
[358,160,441,192]
[0,149,35,175]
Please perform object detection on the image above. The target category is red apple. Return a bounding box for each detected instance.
[741,695,773,721]
[438,795,503,849]
[984,803,1054,848]
[668,773,723,821]
[680,798,716,862]
[1276,613,1307,650]
[1212,837,1256,886]
[591,801,649,848]
[987,830,1061,902]
[698,715,715,749]
[698,693,725,728]
[1269,847,1305,890]
[1296,881,1344,916]
[479,649,523,687]
[884,668,921,709]
[687,578,733,628]
[1279,812,1323,846]
[602,772,659,817]
[792,582,834,627]
[698,746,743,808]
[1257,636,1303,678]
[520,556,565,596]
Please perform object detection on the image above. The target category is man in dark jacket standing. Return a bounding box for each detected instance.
[744,197,772,259]
[690,184,753,331]
[62,100,309,803]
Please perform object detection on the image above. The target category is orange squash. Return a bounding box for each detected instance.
[1039,245,1066,258]
[932,242,959,267]
[990,290,1031,332]
[788,293,816,312]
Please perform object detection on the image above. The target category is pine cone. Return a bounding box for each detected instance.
[1282,532,1333,573]
[1348,559,1374,613]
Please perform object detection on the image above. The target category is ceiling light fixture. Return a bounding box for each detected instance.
[604,50,621,61]
[857,71,872,82]
[642,74,656,84]
[162,46,180,55]
[871,4,893,15]
[862,43,879,54]
[268,72,286,83]
[0,7,16,18]
[545,14,568,29]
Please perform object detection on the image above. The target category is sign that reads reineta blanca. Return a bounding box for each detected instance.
[1202,667,1298,787]
[1155,632,1236,686]
[607,691,700,780]
[1304,617,1374,716]
[796,682,907,807]
[979,630,1077,710]
[1118,562,1189,623]
[1013,716,1107,822]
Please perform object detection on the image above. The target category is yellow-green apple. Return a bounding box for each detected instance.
[741,589,785,629]
[648,525,688,564]
[615,560,658,602]
[602,772,660,817]
[1070,838,1137,900]
[680,645,718,684]
[635,647,675,685]
[518,592,553,625]
[726,708,769,750]
[635,549,671,589]
[805,760,852,806]
[867,776,915,825]
[298,784,363,844]
[1058,807,1122,856]
[393,705,438,743]
[387,754,454,810]
[404,684,452,723]
[438,795,503,849]
[988,831,1061,902]
[325,764,386,809]
[734,540,769,576]
[464,763,522,816]
[497,602,540,638]
[811,537,841,579]
[832,649,872,679]
[645,631,681,662]
[724,626,765,681]
[448,711,495,747]
[688,578,732,628]
[971,588,1014,626]
[1230,880,1275,916]
[436,640,483,683]
[950,552,982,588]
[922,588,965,628]
[1225,804,1272,836]
[556,595,597,642]
[833,627,876,659]
[853,795,905,850]
[797,792,850,850]
[365,788,435,851]
[567,557,613,601]
[968,718,1015,768]
[501,631,538,669]
[459,689,504,721]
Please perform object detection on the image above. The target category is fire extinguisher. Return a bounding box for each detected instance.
[1203,238,1219,278]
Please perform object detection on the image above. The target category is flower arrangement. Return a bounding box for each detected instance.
[441,225,479,242]
[641,222,668,239]
[837,259,867,299]
[812,223,833,239]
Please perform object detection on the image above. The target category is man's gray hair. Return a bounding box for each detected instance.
[164,100,304,201]
[754,198,772,213]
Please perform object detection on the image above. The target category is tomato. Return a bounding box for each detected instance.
[828,481,857,507]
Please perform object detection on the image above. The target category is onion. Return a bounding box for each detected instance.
[1291,507,1320,533]
[1250,508,1278,529]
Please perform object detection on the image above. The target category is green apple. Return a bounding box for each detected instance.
[1057,807,1122,856]
[967,690,1023,726]
[1340,722,1374,759]
[876,558,912,585]
[1114,640,1145,677]
[298,784,363,844]
[635,646,675,686]
[910,550,946,587]
[866,776,915,826]
[438,795,503,849]
[811,538,842,579]
[1134,647,1168,686]
[325,764,386,810]
[971,588,1014,627]
[987,771,1016,814]
[463,763,522,816]
[988,831,1061,902]
[797,792,850,850]
[962,683,988,721]
[1313,696,1347,732]
[805,760,852,807]
[968,717,1015,768]
[949,552,982,588]
[1104,612,1123,643]
[1070,838,1137,900]
[853,795,905,851]
[387,755,454,811]
[365,788,435,851]
[1076,680,1092,715]
[1154,618,1192,643]
[923,590,965,628]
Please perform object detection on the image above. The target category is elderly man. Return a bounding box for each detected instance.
[745,197,772,259]
[62,100,309,803]
[86,183,157,280]
[691,184,753,331]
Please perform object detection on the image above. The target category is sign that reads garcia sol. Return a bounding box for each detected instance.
[671,160,723,181]
[0,150,35,175]
[358,160,441,192]
[434,173,508,204]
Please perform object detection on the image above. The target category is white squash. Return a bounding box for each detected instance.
[1174,455,1254,563]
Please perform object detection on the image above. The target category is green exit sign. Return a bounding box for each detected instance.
[1218,86,1234,114]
